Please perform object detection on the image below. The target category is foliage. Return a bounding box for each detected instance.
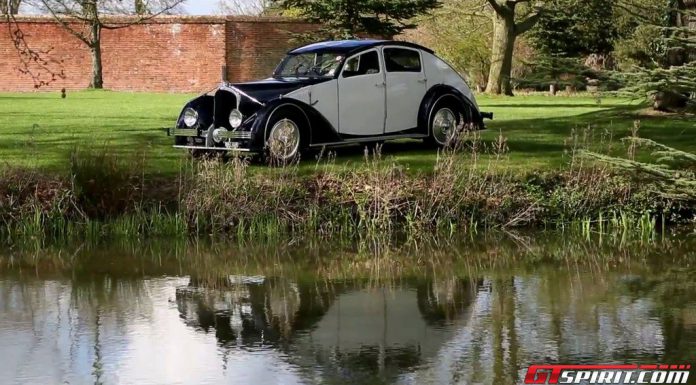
[69,147,146,218]
[530,0,617,57]
[2,136,696,242]
[411,0,492,88]
[583,130,696,201]
[613,0,696,110]
[272,0,442,38]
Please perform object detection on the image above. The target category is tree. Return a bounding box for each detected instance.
[615,0,695,111]
[273,0,442,39]
[484,0,545,95]
[26,0,185,89]
[530,0,617,57]
[1,0,22,14]
[414,0,493,89]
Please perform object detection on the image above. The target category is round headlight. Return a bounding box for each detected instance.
[229,109,243,129]
[183,108,198,128]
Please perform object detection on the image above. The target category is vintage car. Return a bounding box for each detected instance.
[170,39,493,161]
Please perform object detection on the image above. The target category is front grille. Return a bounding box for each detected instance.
[219,131,252,140]
[214,90,237,129]
[228,131,252,140]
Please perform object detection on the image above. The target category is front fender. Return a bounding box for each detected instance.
[249,98,341,149]
[177,94,214,129]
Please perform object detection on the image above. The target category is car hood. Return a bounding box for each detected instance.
[228,78,332,103]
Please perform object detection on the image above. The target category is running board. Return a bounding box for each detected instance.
[310,133,428,148]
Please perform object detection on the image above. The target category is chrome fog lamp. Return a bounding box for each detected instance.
[212,127,228,143]
[182,108,198,127]
[229,109,243,129]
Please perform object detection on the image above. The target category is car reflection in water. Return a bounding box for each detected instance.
[175,275,481,383]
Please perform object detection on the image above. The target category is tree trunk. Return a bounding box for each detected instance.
[1,0,21,14]
[89,23,104,89]
[485,13,516,96]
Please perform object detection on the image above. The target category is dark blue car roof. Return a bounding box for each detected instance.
[289,39,434,55]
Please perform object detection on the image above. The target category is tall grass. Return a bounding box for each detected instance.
[1,132,693,243]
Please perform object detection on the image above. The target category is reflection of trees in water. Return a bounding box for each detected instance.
[0,275,153,385]
[619,269,696,363]
[2,234,695,384]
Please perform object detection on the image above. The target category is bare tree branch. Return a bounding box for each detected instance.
[4,12,66,88]
[217,0,270,15]
[15,0,186,88]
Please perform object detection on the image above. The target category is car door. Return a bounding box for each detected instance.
[337,49,386,137]
[383,47,427,134]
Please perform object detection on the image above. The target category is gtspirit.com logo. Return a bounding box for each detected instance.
[524,364,692,384]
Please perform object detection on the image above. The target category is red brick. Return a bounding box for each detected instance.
[0,15,317,92]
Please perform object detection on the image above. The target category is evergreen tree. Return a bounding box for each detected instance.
[273,0,442,39]
[616,0,695,111]
[531,0,617,57]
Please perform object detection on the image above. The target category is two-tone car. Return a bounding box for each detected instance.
[170,39,493,161]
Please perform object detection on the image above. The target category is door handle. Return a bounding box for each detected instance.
[417,78,427,84]
[375,82,386,88]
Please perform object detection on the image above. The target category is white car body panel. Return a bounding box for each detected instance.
[422,52,479,110]
[337,49,386,136]
[382,46,428,133]
[286,80,340,132]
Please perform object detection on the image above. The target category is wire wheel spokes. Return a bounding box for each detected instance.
[432,108,458,146]
[268,118,301,161]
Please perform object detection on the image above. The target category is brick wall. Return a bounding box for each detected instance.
[225,17,319,82]
[0,16,316,92]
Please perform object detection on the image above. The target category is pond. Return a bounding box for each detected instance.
[0,233,694,385]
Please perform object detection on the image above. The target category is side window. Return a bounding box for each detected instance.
[342,51,380,78]
[384,48,421,73]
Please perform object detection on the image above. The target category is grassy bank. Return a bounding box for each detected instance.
[1,91,693,241]
[1,91,694,174]
[1,135,693,243]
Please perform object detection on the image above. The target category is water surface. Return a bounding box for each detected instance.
[1,234,694,384]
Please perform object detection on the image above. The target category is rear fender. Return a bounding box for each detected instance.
[418,85,483,133]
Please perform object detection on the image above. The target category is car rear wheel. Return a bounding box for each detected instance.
[431,107,458,146]
[425,98,470,148]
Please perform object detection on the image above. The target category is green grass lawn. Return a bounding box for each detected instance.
[1,90,694,175]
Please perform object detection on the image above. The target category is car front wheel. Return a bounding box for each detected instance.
[266,116,303,163]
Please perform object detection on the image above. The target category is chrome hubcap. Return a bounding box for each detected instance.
[432,108,458,145]
[268,119,300,161]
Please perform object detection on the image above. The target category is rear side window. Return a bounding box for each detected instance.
[343,51,381,78]
[384,48,421,73]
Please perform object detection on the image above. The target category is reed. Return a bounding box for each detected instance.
[1,134,693,243]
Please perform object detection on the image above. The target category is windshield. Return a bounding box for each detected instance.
[274,52,345,79]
